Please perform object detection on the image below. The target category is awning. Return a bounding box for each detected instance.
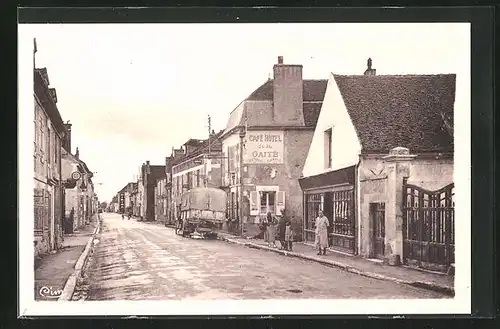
[299,166,355,191]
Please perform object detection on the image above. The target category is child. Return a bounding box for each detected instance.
[284,220,294,251]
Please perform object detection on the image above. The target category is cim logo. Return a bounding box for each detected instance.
[39,286,63,299]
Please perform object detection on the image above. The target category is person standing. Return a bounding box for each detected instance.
[277,210,287,250]
[265,212,277,248]
[315,210,330,255]
[284,219,294,251]
[260,214,269,241]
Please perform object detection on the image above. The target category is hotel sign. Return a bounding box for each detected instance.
[243,131,284,164]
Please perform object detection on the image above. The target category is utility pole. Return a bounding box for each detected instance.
[207,114,211,155]
[238,125,246,237]
[33,38,37,69]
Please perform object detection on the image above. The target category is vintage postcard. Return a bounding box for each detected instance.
[18,22,471,316]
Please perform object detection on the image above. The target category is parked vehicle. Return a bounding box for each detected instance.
[177,187,227,239]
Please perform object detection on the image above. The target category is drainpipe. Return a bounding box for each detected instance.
[355,155,362,256]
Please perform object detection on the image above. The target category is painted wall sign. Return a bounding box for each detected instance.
[243,131,284,164]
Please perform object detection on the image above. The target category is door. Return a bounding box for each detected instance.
[48,191,54,251]
[370,202,385,259]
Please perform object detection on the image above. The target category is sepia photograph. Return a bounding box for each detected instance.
[18,21,471,316]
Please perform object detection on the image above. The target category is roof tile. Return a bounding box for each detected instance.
[333,74,455,153]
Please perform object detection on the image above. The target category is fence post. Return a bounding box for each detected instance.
[382,147,417,266]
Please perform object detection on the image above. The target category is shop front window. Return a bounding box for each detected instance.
[260,191,276,215]
[306,193,323,230]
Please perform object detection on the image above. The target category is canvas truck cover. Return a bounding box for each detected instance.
[180,187,227,212]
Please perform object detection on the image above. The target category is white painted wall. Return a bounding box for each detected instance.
[302,74,362,178]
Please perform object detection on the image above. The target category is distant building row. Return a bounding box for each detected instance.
[33,42,98,259]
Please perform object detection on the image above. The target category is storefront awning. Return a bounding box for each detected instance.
[299,166,355,191]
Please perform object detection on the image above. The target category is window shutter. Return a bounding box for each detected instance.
[250,191,259,216]
[276,191,285,215]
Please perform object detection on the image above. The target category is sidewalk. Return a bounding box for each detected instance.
[34,216,98,301]
[216,232,455,296]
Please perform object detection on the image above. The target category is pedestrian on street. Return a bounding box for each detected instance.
[277,210,287,250]
[265,212,277,248]
[260,214,269,241]
[315,210,330,255]
[284,219,294,251]
[176,214,183,235]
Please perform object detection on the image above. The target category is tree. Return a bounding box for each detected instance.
[100,201,108,210]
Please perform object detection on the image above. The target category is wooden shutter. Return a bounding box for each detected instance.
[250,191,259,216]
[276,191,285,215]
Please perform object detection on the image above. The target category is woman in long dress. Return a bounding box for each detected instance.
[315,210,330,255]
[266,212,277,248]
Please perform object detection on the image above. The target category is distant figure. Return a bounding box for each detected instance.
[121,210,125,220]
[284,219,294,251]
[315,210,330,255]
[277,210,287,250]
[258,214,268,240]
[265,212,277,248]
[176,214,183,234]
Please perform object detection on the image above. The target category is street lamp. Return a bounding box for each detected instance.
[238,126,246,237]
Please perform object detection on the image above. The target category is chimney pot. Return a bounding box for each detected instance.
[364,58,376,76]
[277,56,283,64]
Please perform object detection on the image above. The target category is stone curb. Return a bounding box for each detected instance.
[217,236,454,297]
[58,218,101,301]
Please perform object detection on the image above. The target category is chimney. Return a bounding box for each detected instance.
[75,147,79,159]
[173,148,185,159]
[184,140,199,156]
[364,58,376,76]
[62,121,72,152]
[272,56,304,126]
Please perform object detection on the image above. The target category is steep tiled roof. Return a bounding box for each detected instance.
[149,165,166,180]
[245,79,327,101]
[333,74,455,153]
[302,102,323,128]
[34,68,65,135]
[176,130,225,165]
[224,79,327,134]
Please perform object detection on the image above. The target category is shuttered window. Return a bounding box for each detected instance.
[276,191,285,215]
[249,191,259,216]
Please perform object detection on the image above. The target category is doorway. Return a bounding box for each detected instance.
[370,202,385,259]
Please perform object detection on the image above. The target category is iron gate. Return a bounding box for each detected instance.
[329,187,355,254]
[402,181,455,272]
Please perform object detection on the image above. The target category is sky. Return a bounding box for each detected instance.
[24,23,470,202]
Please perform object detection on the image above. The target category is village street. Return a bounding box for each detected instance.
[79,213,447,301]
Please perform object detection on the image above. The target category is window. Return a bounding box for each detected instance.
[324,128,332,169]
[260,191,276,215]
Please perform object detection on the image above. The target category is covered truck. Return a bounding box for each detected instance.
[178,187,227,239]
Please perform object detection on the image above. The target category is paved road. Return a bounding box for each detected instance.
[83,213,446,300]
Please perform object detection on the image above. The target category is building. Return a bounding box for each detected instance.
[141,161,166,221]
[136,175,144,218]
[33,65,66,257]
[299,59,455,273]
[129,182,139,217]
[109,195,119,212]
[220,56,327,238]
[171,131,225,223]
[155,177,167,222]
[74,153,96,226]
